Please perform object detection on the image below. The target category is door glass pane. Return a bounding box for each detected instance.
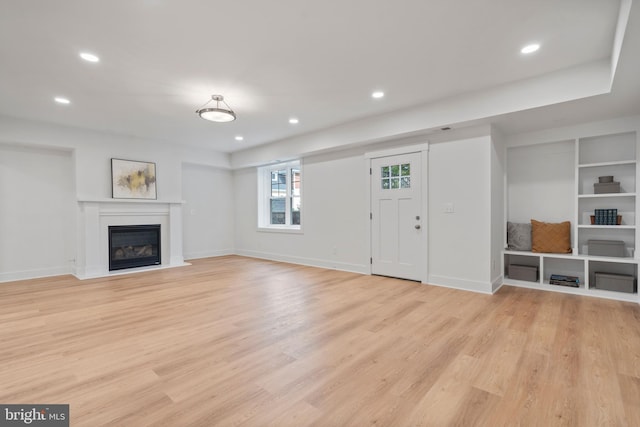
[270,198,285,224]
[381,164,410,189]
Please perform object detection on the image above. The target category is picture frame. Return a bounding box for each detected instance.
[111,158,157,199]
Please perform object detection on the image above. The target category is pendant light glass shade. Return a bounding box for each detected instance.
[196,95,236,122]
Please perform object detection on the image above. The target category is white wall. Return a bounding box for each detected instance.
[74,143,184,201]
[428,136,493,293]
[507,140,575,224]
[182,163,235,259]
[234,152,369,273]
[0,116,231,281]
[0,144,75,281]
[0,116,230,201]
[233,133,498,293]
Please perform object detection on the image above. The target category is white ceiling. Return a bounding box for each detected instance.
[0,0,637,153]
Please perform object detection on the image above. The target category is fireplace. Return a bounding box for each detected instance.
[108,224,161,271]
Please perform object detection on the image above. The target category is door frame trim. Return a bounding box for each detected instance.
[365,143,430,283]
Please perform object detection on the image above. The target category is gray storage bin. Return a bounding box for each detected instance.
[594,272,637,293]
[594,182,620,194]
[509,264,538,282]
[588,240,626,257]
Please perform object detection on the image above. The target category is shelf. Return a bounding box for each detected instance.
[503,250,577,260]
[586,255,639,264]
[503,277,540,287]
[578,225,636,230]
[504,250,638,264]
[578,193,636,199]
[504,279,584,294]
[542,280,584,290]
[578,160,636,168]
[503,250,540,256]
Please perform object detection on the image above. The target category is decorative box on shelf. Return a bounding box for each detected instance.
[508,264,538,282]
[594,272,636,293]
[594,176,620,194]
[588,239,626,257]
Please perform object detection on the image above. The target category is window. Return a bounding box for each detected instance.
[258,160,302,230]
[381,163,411,190]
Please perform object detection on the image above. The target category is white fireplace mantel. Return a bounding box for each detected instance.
[75,199,187,279]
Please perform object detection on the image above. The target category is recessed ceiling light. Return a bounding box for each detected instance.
[372,91,385,99]
[54,97,70,104]
[79,52,100,63]
[289,118,299,124]
[520,43,540,54]
[235,136,244,141]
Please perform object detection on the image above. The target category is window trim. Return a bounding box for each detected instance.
[257,160,303,232]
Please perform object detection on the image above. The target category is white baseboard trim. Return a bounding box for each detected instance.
[427,274,494,294]
[492,275,504,294]
[73,265,101,279]
[184,248,235,261]
[0,266,72,283]
[235,249,369,275]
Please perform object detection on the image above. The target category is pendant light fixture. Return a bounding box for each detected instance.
[196,95,236,122]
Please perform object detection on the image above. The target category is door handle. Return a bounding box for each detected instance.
[415,224,421,229]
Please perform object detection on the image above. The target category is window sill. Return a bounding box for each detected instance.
[257,226,303,234]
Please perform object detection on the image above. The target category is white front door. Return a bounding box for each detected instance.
[371,152,423,281]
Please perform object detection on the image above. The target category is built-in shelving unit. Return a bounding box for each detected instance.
[503,250,637,303]
[504,130,639,303]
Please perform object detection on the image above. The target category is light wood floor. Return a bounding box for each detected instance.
[1,256,639,426]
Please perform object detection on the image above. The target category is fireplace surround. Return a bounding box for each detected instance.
[75,199,186,279]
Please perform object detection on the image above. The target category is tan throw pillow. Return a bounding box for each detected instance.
[531,220,571,253]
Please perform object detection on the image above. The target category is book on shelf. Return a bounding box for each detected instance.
[549,274,580,288]
[594,208,618,225]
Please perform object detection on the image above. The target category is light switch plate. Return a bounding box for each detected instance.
[444,203,454,213]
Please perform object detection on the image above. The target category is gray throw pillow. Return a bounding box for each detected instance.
[507,222,532,251]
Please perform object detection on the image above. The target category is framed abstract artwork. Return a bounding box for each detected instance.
[111,158,157,199]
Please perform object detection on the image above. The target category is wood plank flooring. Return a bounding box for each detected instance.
[1,255,639,426]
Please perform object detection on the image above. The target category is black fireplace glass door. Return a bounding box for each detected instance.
[109,224,161,271]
